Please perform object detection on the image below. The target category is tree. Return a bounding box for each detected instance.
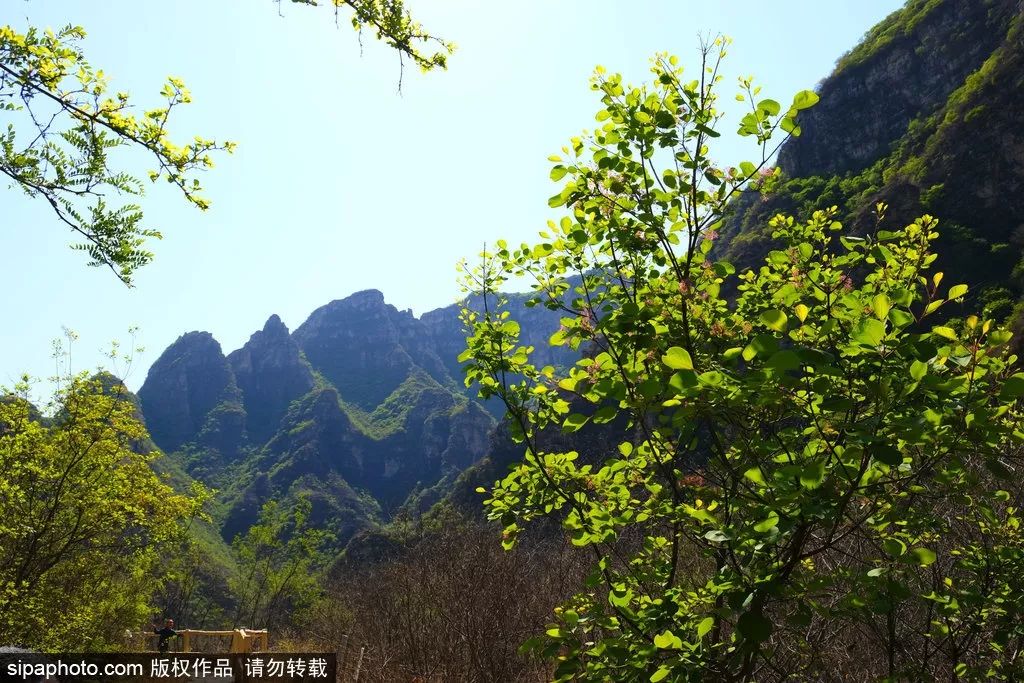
[230,496,334,630]
[1,1,451,284]
[460,40,1024,681]
[0,24,234,285]
[0,372,205,650]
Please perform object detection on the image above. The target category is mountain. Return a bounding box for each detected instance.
[228,314,316,444]
[718,0,1024,328]
[137,288,571,547]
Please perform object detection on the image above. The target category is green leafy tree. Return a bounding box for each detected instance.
[230,496,334,630]
[1,1,450,284]
[0,24,235,284]
[460,41,1024,681]
[0,372,205,650]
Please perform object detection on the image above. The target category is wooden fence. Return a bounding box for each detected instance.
[131,629,269,653]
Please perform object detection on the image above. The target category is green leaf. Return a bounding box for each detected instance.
[754,513,780,533]
[872,293,891,320]
[760,309,788,332]
[746,334,779,360]
[888,308,915,328]
[757,99,781,116]
[872,444,903,466]
[663,346,694,370]
[697,616,714,639]
[910,360,928,381]
[654,629,682,649]
[669,371,698,391]
[766,350,800,371]
[737,610,772,643]
[947,284,968,300]
[882,538,907,557]
[853,318,885,347]
[698,370,723,387]
[799,460,825,489]
[1000,374,1024,399]
[792,89,820,110]
[550,165,568,181]
[780,116,801,136]
[650,667,671,682]
[932,326,957,341]
[988,329,1013,347]
[704,529,729,543]
[744,467,766,485]
[910,547,936,566]
[562,413,589,433]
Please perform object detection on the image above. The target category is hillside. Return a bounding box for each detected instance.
[718,0,1024,327]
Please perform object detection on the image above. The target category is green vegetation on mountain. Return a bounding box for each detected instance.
[138,291,502,557]
[718,0,1024,332]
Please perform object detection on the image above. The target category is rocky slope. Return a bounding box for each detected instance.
[718,0,1024,327]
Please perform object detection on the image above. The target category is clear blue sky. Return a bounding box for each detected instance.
[2,0,902,391]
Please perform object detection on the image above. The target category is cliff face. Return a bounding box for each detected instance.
[139,332,244,455]
[718,0,1024,326]
[777,0,1019,178]
[293,290,452,409]
[227,314,315,444]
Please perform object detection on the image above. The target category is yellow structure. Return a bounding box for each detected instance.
[140,629,269,653]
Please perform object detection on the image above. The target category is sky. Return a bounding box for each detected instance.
[1,0,903,391]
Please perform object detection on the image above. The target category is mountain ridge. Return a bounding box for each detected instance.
[137,286,570,549]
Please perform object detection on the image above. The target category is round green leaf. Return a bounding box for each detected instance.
[792,89,820,110]
[737,610,772,643]
[910,547,936,566]
[663,346,694,370]
[760,309,788,332]
[882,538,907,557]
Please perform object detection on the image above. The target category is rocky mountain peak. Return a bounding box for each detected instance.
[261,313,289,338]
[227,315,315,443]
[139,331,241,453]
[293,292,425,409]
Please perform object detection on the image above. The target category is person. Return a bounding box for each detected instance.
[151,618,180,653]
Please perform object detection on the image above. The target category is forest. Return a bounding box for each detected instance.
[2,0,1024,681]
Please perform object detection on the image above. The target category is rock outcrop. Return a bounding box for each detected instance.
[228,314,315,443]
[718,0,1024,329]
[139,331,244,455]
